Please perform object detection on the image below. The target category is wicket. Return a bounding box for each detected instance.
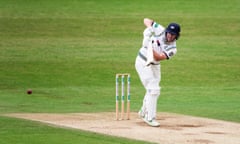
[115,73,130,120]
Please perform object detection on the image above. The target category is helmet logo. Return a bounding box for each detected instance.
[170,26,175,29]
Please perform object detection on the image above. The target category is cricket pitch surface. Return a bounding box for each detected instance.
[5,112,240,144]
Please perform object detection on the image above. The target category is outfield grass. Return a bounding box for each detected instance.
[0,0,239,143]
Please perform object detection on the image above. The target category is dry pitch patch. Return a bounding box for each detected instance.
[5,112,240,144]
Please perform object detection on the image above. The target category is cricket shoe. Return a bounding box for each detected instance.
[142,117,160,127]
[138,109,145,118]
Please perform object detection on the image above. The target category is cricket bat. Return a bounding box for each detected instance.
[145,43,154,66]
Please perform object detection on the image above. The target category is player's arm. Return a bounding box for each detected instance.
[143,18,165,36]
[142,18,154,47]
[153,46,177,61]
[153,50,168,61]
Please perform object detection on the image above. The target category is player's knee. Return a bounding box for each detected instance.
[148,89,160,96]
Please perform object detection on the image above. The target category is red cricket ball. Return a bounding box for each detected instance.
[27,89,32,94]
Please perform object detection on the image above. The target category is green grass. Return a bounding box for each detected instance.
[0,116,152,144]
[0,0,240,143]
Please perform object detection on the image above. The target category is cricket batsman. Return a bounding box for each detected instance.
[135,18,181,127]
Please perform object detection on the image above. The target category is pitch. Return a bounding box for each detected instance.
[5,112,240,144]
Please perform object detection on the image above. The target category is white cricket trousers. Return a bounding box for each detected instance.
[135,56,161,121]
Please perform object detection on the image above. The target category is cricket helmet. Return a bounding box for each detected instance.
[165,23,181,40]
